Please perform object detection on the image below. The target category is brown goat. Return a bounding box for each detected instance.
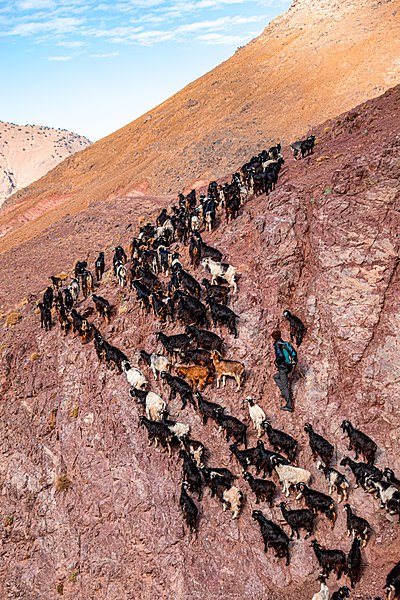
[175,364,213,392]
[211,350,244,391]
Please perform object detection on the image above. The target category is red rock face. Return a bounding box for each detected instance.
[0,87,399,599]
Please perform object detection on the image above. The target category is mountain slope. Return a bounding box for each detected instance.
[0,86,399,599]
[0,121,91,208]
[1,0,399,253]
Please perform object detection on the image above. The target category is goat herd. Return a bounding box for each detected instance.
[36,135,399,599]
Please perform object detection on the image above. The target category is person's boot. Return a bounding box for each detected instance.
[280,397,293,412]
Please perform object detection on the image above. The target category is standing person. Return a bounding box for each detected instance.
[271,330,297,412]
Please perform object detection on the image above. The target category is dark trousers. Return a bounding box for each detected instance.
[273,364,292,402]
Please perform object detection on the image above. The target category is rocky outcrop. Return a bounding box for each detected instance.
[0,87,399,599]
[1,0,399,253]
[0,121,91,209]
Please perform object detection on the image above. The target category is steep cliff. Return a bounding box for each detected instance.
[0,121,91,209]
[1,0,399,254]
[0,86,399,599]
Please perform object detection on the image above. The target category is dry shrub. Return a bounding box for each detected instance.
[69,405,79,418]
[6,312,22,326]
[55,474,72,493]
[30,352,40,361]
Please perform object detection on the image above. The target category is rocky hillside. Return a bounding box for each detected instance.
[0,121,91,208]
[1,0,399,254]
[0,86,399,599]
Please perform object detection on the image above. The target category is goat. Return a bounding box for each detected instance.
[93,331,128,372]
[163,418,190,443]
[178,449,202,500]
[262,420,298,462]
[311,575,330,600]
[211,350,244,390]
[317,461,349,503]
[95,252,105,281]
[50,275,63,289]
[222,486,243,519]
[139,350,170,381]
[132,280,152,313]
[180,438,206,468]
[296,483,336,528]
[139,415,173,457]
[42,286,54,309]
[340,456,382,491]
[122,361,147,390]
[343,504,372,547]
[156,332,193,361]
[202,258,237,294]
[271,457,311,497]
[175,364,213,392]
[385,560,400,600]
[179,481,198,535]
[81,269,94,299]
[304,423,334,467]
[129,388,166,422]
[229,443,260,472]
[283,310,306,346]
[214,411,247,448]
[160,371,194,409]
[252,510,290,565]
[311,540,346,580]
[91,294,111,323]
[195,392,224,425]
[68,278,80,303]
[244,397,266,439]
[366,477,400,512]
[63,288,73,312]
[202,279,229,305]
[116,263,127,288]
[38,302,52,331]
[330,587,350,600]
[178,348,212,367]
[207,297,239,338]
[279,502,315,539]
[185,326,224,353]
[243,472,276,506]
[346,537,362,588]
[341,420,377,464]
[256,443,289,478]
[383,468,400,492]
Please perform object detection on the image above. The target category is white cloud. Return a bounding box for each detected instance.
[57,39,86,47]
[196,32,248,44]
[47,54,73,60]
[8,17,83,36]
[90,51,119,57]
[18,0,55,9]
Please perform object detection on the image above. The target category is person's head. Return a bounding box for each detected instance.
[271,329,281,341]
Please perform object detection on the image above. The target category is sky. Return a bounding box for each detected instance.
[0,0,291,141]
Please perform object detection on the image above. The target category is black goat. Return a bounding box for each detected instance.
[343,504,372,547]
[262,421,298,463]
[279,502,315,539]
[214,411,247,448]
[229,443,260,471]
[156,332,193,360]
[92,294,111,322]
[178,348,212,367]
[331,587,350,600]
[255,441,289,478]
[383,468,400,492]
[317,461,349,503]
[283,309,306,346]
[179,449,203,500]
[195,392,223,425]
[347,537,362,588]
[180,437,206,468]
[206,297,238,338]
[340,456,382,491]
[304,423,334,467]
[311,540,346,580]
[185,326,224,352]
[243,472,276,506]
[179,481,199,535]
[139,416,173,456]
[296,483,336,528]
[341,420,377,464]
[252,510,290,565]
[385,560,400,600]
[38,302,52,331]
[132,280,152,313]
[95,252,105,281]
[202,279,229,305]
[42,286,54,309]
[160,371,194,409]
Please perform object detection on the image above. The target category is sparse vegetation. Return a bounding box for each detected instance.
[68,569,79,583]
[69,405,79,418]
[4,515,14,527]
[30,352,40,361]
[323,185,333,195]
[6,312,22,326]
[55,474,72,493]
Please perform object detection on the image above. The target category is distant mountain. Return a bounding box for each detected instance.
[1,0,399,253]
[0,121,91,208]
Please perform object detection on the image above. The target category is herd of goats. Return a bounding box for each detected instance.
[35,134,400,599]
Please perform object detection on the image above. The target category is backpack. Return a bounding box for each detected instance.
[280,341,297,366]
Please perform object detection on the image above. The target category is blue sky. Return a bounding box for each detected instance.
[0,0,290,141]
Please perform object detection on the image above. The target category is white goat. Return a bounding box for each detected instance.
[245,397,266,439]
[117,264,127,288]
[201,258,237,294]
[165,420,190,441]
[311,577,330,600]
[272,458,312,497]
[145,392,167,422]
[222,486,243,519]
[122,361,147,390]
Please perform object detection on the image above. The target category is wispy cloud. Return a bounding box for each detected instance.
[8,17,83,36]
[57,39,86,47]
[90,51,119,57]
[47,54,73,60]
